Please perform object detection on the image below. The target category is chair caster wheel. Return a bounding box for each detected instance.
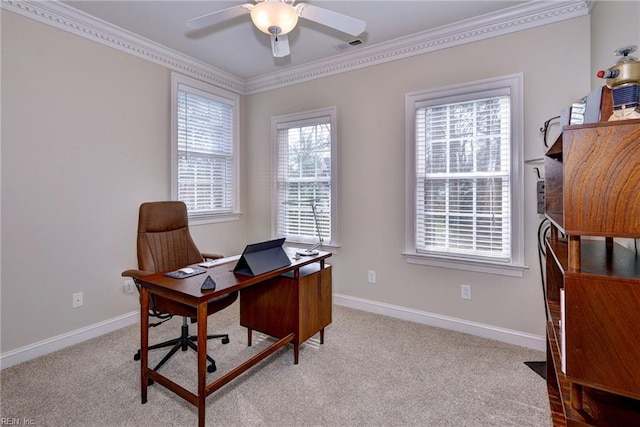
[134,351,141,361]
[222,337,230,344]
[207,363,216,373]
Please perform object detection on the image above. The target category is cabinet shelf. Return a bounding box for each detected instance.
[544,120,640,426]
[547,238,640,279]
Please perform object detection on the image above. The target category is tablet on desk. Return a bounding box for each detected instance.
[233,238,291,276]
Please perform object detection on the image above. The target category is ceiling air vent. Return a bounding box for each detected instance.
[335,38,364,51]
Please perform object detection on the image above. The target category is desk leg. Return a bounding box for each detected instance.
[197,301,208,427]
[320,328,325,345]
[140,286,149,404]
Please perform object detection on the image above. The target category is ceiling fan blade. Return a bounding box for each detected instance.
[271,34,290,58]
[296,3,365,36]
[186,4,252,29]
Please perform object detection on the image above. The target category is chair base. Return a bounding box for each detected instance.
[134,317,229,376]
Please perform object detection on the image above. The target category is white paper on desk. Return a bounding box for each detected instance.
[198,254,241,268]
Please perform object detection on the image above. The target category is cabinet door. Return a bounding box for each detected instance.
[563,122,640,236]
[565,275,640,399]
[239,276,297,339]
[298,266,332,343]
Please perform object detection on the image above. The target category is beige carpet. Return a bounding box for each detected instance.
[0,302,551,426]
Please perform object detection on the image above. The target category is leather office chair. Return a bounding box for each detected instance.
[122,201,238,374]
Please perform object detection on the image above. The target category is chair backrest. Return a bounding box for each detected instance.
[137,201,203,273]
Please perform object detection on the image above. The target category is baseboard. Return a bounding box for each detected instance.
[333,294,545,352]
[0,311,139,370]
[1,295,545,370]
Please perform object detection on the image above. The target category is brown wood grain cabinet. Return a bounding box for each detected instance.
[544,119,640,426]
[240,263,332,363]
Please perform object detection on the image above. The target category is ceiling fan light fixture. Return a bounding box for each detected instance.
[250,0,299,36]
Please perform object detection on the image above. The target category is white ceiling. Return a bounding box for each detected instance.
[61,0,532,80]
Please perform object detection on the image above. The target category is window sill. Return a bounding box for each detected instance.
[189,212,242,226]
[284,241,341,254]
[402,252,528,277]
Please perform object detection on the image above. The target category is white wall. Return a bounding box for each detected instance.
[5,3,637,358]
[590,0,640,90]
[245,16,592,338]
[0,11,248,354]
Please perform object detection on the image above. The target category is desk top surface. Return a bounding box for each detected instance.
[135,247,331,305]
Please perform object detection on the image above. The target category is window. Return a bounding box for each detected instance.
[272,107,338,248]
[171,73,240,224]
[405,74,525,276]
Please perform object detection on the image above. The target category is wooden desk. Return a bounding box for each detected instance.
[134,248,332,427]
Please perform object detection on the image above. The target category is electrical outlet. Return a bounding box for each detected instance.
[461,284,472,300]
[72,292,83,308]
[123,278,136,294]
[367,270,376,284]
[537,181,545,214]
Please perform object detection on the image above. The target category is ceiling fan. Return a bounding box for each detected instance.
[186,0,366,58]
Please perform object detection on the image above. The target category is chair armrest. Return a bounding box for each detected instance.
[201,253,224,261]
[121,269,154,279]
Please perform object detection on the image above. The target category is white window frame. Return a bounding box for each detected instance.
[170,72,240,225]
[271,107,339,249]
[404,74,526,277]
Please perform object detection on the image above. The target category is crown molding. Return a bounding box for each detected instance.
[245,0,591,93]
[3,0,591,96]
[1,0,245,94]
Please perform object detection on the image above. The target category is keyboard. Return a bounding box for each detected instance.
[198,254,241,268]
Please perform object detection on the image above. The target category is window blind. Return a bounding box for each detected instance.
[415,94,511,260]
[276,117,332,244]
[176,85,234,217]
